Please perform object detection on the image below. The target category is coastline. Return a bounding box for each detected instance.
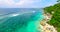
[40,12,57,32]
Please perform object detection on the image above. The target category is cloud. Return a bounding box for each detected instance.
[0,0,24,6]
[0,0,57,8]
[0,0,42,8]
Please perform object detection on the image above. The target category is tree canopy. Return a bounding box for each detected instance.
[44,3,60,32]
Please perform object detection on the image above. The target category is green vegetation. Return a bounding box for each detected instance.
[44,3,60,32]
[57,0,60,2]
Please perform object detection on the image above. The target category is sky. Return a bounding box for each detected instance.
[0,0,57,8]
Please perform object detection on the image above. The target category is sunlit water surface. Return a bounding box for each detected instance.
[0,8,44,32]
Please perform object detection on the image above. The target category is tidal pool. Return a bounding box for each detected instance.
[0,8,44,32]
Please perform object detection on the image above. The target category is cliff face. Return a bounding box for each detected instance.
[44,3,60,32]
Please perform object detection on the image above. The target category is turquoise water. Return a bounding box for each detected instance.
[0,8,44,32]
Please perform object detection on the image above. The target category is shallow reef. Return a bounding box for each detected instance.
[0,9,44,32]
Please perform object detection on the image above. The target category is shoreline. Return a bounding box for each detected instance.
[40,13,57,32]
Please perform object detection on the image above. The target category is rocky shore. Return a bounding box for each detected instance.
[40,13,57,32]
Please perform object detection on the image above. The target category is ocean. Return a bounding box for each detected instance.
[0,8,44,32]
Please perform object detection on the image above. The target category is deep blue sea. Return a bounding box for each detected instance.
[0,8,44,32]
